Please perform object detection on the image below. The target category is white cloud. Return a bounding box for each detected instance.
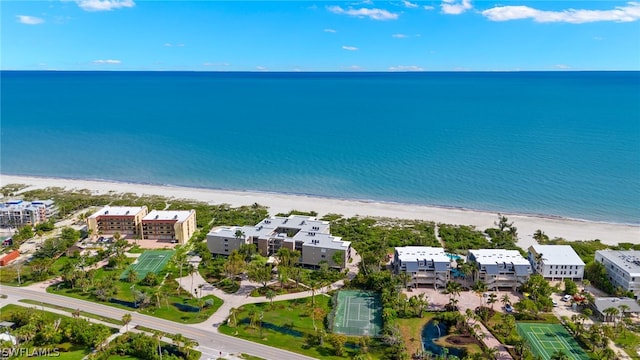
[482,2,640,23]
[342,45,359,51]
[342,65,363,71]
[17,15,44,25]
[164,43,185,47]
[92,59,121,64]
[389,65,424,71]
[324,28,337,33]
[553,64,572,69]
[441,0,472,15]
[255,66,268,71]
[203,62,230,67]
[327,6,399,20]
[402,0,419,9]
[423,5,435,11]
[392,33,408,38]
[593,36,605,40]
[76,0,135,12]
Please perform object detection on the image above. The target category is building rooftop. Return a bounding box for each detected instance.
[395,246,450,263]
[143,210,194,223]
[594,297,640,314]
[208,215,350,250]
[89,206,147,218]
[596,250,640,276]
[469,249,530,266]
[529,245,585,266]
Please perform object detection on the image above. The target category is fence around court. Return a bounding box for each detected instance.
[120,249,175,280]
[516,323,589,360]
[329,290,383,337]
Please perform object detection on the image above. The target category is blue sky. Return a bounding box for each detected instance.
[2,0,639,71]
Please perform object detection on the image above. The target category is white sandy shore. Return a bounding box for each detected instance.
[1,174,638,248]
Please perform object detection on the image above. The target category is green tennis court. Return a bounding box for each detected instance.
[332,290,382,336]
[517,323,589,360]
[120,250,175,280]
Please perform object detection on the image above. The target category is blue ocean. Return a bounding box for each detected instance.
[1,71,639,224]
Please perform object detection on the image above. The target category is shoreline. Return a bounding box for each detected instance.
[1,174,638,248]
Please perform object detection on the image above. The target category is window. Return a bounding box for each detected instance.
[321,255,326,258]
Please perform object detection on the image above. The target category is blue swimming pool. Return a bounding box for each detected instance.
[446,253,461,260]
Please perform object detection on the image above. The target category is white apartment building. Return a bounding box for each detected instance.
[468,249,532,290]
[528,245,585,280]
[392,246,451,289]
[0,200,57,227]
[206,215,351,269]
[595,250,640,297]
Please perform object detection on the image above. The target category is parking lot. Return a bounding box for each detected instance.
[403,286,524,313]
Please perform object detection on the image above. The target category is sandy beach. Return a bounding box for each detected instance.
[1,174,638,249]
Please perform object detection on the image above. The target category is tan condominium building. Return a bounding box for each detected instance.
[206,215,351,269]
[87,206,148,236]
[142,210,196,244]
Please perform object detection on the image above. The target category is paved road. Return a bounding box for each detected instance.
[0,286,316,360]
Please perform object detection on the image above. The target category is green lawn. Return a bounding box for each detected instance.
[397,315,434,356]
[0,305,111,360]
[18,299,124,326]
[22,346,90,360]
[613,329,640,360]
[48,269,223,324]
[219,295,380,359]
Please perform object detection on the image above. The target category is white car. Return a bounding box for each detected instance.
[552,300,558,307]
[562,294,573,302]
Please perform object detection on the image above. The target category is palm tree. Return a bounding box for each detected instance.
[533,229,548,243]
[183,338,197,359]
[309,279,319,306]
[173,333,185,354]
[487,293,498,309]
[122,313,132,332]
[501,294,511,307]
[188,263,196,295]
[550,350,569,360]
[228,307,239,328]
[483,346,499,360]
[174,252,187,290]
[153,331,164,360]
[513,339,529,359]
[432,319,441,337]
[266,289,276,307]
[603,307,619,323]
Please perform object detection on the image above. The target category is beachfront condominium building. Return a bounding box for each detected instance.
[594,250,640,297]
[0,200,58,227]
[206,215,351,269]
[87,206,148,236]
[141,210,196,244]
[528,245,585,280]
[468,249,532,290]
[392,246,451,289]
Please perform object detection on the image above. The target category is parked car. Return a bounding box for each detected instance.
[552,300,558,307]
[562,294,573,302]
[505,304,514,313]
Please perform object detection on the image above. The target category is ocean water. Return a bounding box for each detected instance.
[1,71,639,224]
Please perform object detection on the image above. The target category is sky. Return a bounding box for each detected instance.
[2,0,640,71]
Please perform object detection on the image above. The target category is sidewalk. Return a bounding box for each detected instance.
[177,271,344,332]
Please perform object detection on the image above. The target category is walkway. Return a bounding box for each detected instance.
[177,271,345,332]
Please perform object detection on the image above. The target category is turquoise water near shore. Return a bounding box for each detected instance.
[1,71,639,224]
